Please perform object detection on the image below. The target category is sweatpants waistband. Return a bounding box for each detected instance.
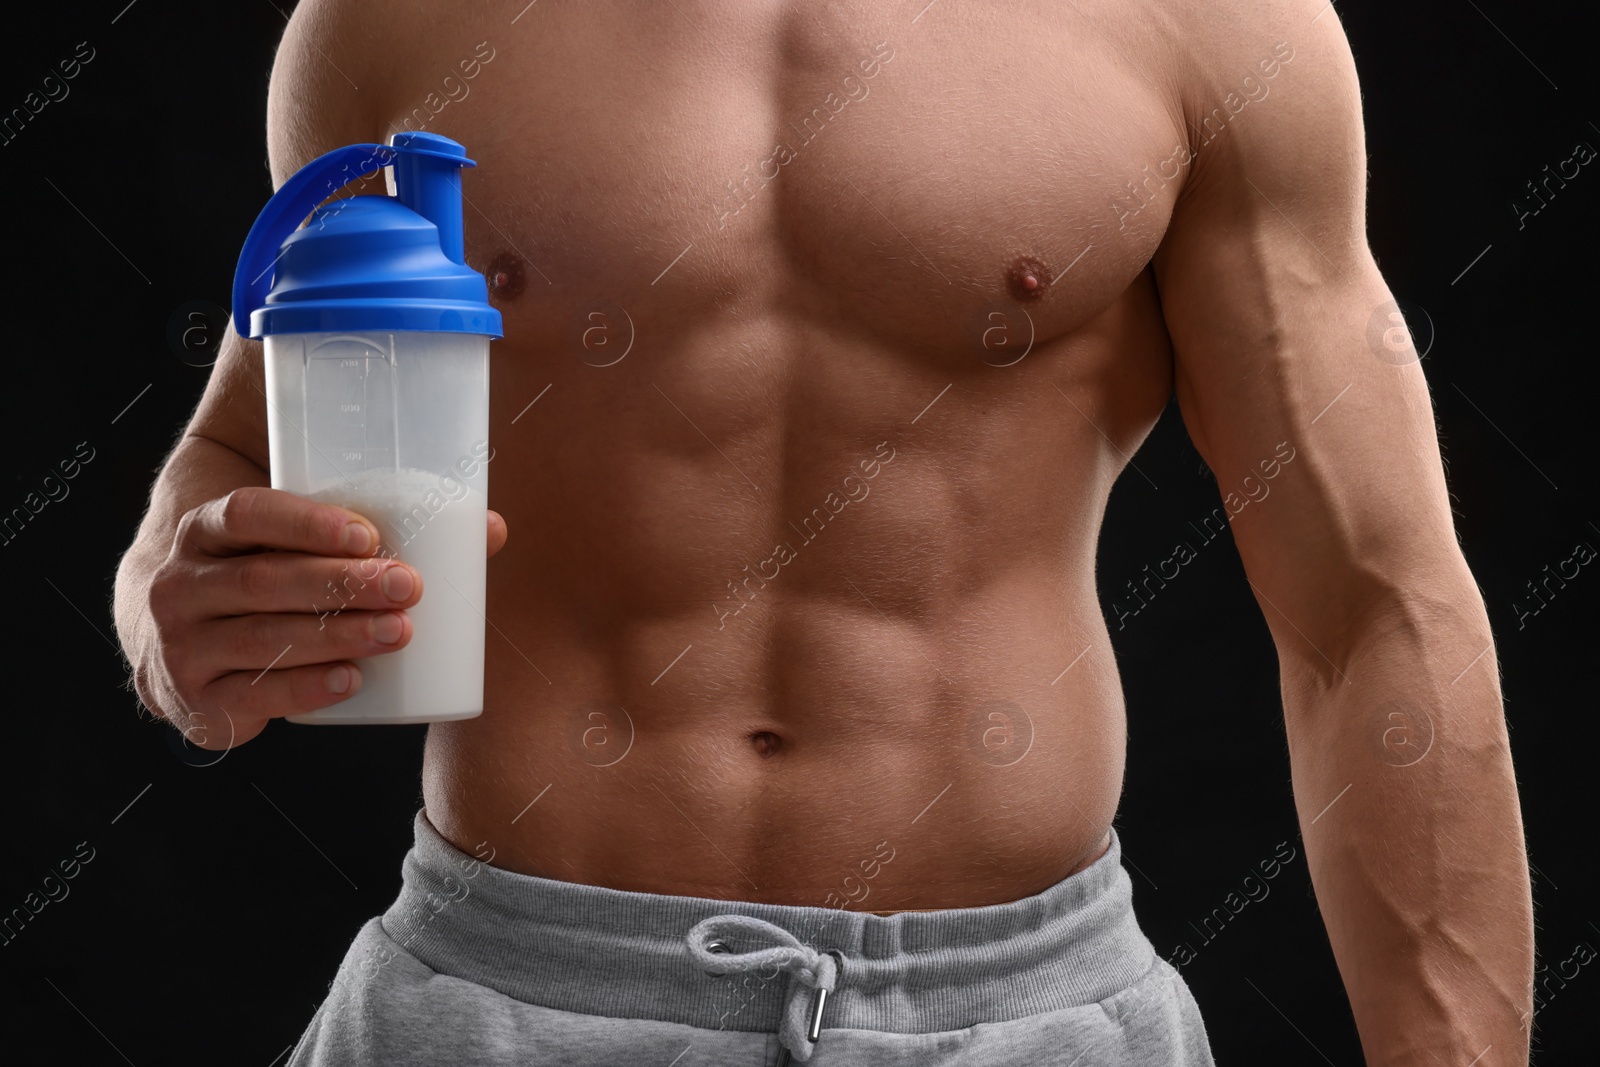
[381,809,1155,1038]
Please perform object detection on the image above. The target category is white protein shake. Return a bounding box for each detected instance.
[293,467,487,724]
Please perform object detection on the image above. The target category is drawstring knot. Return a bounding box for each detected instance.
[686,915,841,1062]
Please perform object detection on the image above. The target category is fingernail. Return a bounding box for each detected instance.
[381,565,414,602]
[341,522,372,554]
[326,665,352,694]
[370,612,404,645]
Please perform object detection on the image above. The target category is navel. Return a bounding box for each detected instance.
[750,731,783,758]
[486,250,527,301]
[1005,255,1053,302]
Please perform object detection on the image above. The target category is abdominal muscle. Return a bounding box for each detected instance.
[418,306,1161,910]
[425,593,1127,910]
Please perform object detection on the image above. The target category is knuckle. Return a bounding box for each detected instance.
[161,640,201,699]
[227,612,275,664]
[235,554,279,604]
[294,505,325,552]
[147,564,180,622]
[217,488,252,535]
[150,613,189,675]
[173,506,199,548]
[159,630,187,671]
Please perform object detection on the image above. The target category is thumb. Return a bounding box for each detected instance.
[487,509,509,558]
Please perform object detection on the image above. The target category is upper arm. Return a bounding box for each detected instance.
[1151,3,1472,676]
[186,0,383,472]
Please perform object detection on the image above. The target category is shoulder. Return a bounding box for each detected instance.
[1161,0,1366,175]
[1141,0,1372,257]
[266,0,408,186]
[1160,0,1356,85]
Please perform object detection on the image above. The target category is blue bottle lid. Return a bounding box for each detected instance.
[232,132,503,338]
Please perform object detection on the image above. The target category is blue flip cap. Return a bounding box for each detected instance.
[232,131,503,339]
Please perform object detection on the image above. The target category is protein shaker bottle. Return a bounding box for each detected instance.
[231,131,502,724]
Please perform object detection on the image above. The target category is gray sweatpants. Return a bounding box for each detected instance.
[288,810,1214,1066]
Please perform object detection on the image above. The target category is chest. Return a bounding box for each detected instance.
[370,0,1187,351]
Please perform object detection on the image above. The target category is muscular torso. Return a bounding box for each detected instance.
[299,0,1190,908]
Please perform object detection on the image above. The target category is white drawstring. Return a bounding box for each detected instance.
[686,915,841,1062]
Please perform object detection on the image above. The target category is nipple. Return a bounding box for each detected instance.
[1006,255,1052,302]
[486,250,526,300]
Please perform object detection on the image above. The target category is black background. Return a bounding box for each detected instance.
[1,1,1594,1063]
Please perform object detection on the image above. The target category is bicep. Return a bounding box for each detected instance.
[187,0,385,473]
[1151,6,1465,666]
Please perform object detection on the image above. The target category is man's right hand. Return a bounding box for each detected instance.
[133,486,422,750]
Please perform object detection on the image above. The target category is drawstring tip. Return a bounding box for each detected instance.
[808,984,830,1043]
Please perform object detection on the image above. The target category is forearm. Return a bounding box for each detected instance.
[1282,584,1533,1066]
[112,433,269,671]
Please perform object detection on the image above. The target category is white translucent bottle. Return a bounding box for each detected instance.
[232,132,502,723]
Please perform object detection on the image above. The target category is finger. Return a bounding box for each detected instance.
[195,609,413,675]
[487,509,508,558]
[189,553,422,616]
[200,661,366,724]
[183,486,381,558]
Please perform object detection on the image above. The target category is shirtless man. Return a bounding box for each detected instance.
[112,1,1533,1063]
